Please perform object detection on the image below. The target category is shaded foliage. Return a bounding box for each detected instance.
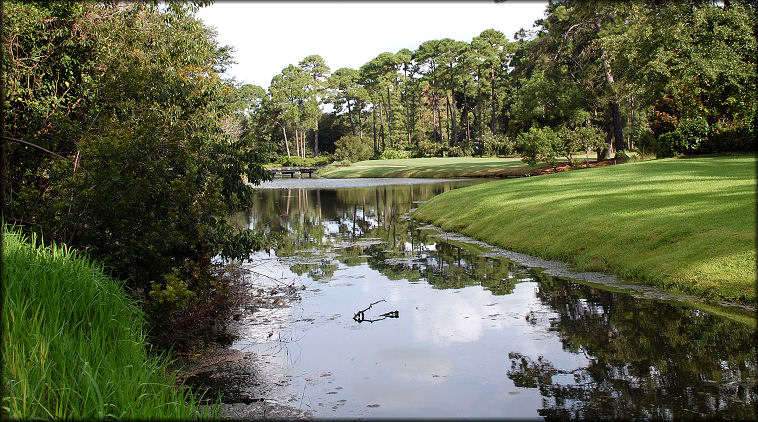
[3,2,270,349]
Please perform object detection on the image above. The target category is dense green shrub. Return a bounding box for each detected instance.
[516,126,563,169]
[656,120,701,158]
[415,139,444,157]
[278,154,332,167]
[446,145,472,157]
[334,135,373,162]
[378,147,413,160]
[517,125,604,168]
[657,115,754,157]
[701,116,755,153]
[480,134,517,157]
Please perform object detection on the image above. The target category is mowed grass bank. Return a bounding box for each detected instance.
[412,155,756,306]
[318,157,537,178]
[1,226,218,419]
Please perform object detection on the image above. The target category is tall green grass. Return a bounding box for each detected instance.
[1,224,219,419]
[413,156,757,306]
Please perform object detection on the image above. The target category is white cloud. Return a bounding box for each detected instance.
[196,1,547,89]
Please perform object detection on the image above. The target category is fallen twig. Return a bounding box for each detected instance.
[353,300,399,323]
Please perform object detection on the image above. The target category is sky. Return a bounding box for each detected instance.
[196,1,548,90]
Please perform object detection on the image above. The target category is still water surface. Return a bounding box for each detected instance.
[230,178,755,419]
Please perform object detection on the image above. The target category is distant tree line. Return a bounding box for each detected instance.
[232,0,754,163]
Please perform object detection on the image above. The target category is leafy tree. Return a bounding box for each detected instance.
[298,54,330,157]
[516,126,563,169]
[3,2,270,344]
[606,1,756,155]
[327,67,365,139]
[516,123,603,169]
[471,29,510,138]
[415,40,446,144]
[557,124,605,167]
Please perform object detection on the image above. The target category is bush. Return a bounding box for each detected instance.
[334,135,373,163]
[702,116,755,153]
[634,130,658,156]
[656,117,708,157]
[658,115,755,157]
[557,125,605,167]
[378,147,412,160]
[415,139,444,157]
[279,154,332,167]
[480,134,516,157]
[146,261,250,351]
[516,125,604,169]
[516,126,563,169]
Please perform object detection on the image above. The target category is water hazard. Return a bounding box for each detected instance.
[215,178,755,419]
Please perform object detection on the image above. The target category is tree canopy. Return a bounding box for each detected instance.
[2,1,271,346]
[241,1,754,162]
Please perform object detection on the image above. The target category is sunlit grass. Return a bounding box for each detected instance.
[412,155,757,306]
[1,224,220,419]
[318,157,538,178]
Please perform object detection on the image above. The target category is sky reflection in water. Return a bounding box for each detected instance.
[232,179,756,419]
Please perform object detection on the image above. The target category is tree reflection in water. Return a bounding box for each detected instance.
[507,273,756,420]
[247,182,756,419]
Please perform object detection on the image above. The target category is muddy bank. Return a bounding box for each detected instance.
[174,282,314,420]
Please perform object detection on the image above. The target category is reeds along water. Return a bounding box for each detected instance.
[1,225,219,420]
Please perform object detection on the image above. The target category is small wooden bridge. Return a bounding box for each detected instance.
[267,166,318,178]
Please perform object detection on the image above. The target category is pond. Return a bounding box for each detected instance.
[203,178,756,419]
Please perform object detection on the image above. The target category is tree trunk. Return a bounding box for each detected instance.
[357,103,364,140]
[431,94,438,141]
[281,123,291,158]
[347,99,356,136]
[449,68,457,146]
[313,117,319,158]
[294,128,300,158]
[403,75,411,147]
[463,81,471,146]
[629,96,635,150]
[490,63,496,135]
[597,130,614,160]
[372,104,378,154]
[476,68,483,140]
[595,18,624,153]
[301,130,306,158]
[445,94,451,146]
[386,85,393,146]
[379,102,385,151]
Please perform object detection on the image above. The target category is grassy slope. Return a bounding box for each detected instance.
[412,156,757,306]
[1,226,217,419]
[318,157,537,178]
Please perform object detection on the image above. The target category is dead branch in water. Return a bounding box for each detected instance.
[353,299,399,323]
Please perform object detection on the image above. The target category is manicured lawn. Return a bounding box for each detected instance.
[412,155,757,306]
[318,157,538,178]
[2,225,218,419]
